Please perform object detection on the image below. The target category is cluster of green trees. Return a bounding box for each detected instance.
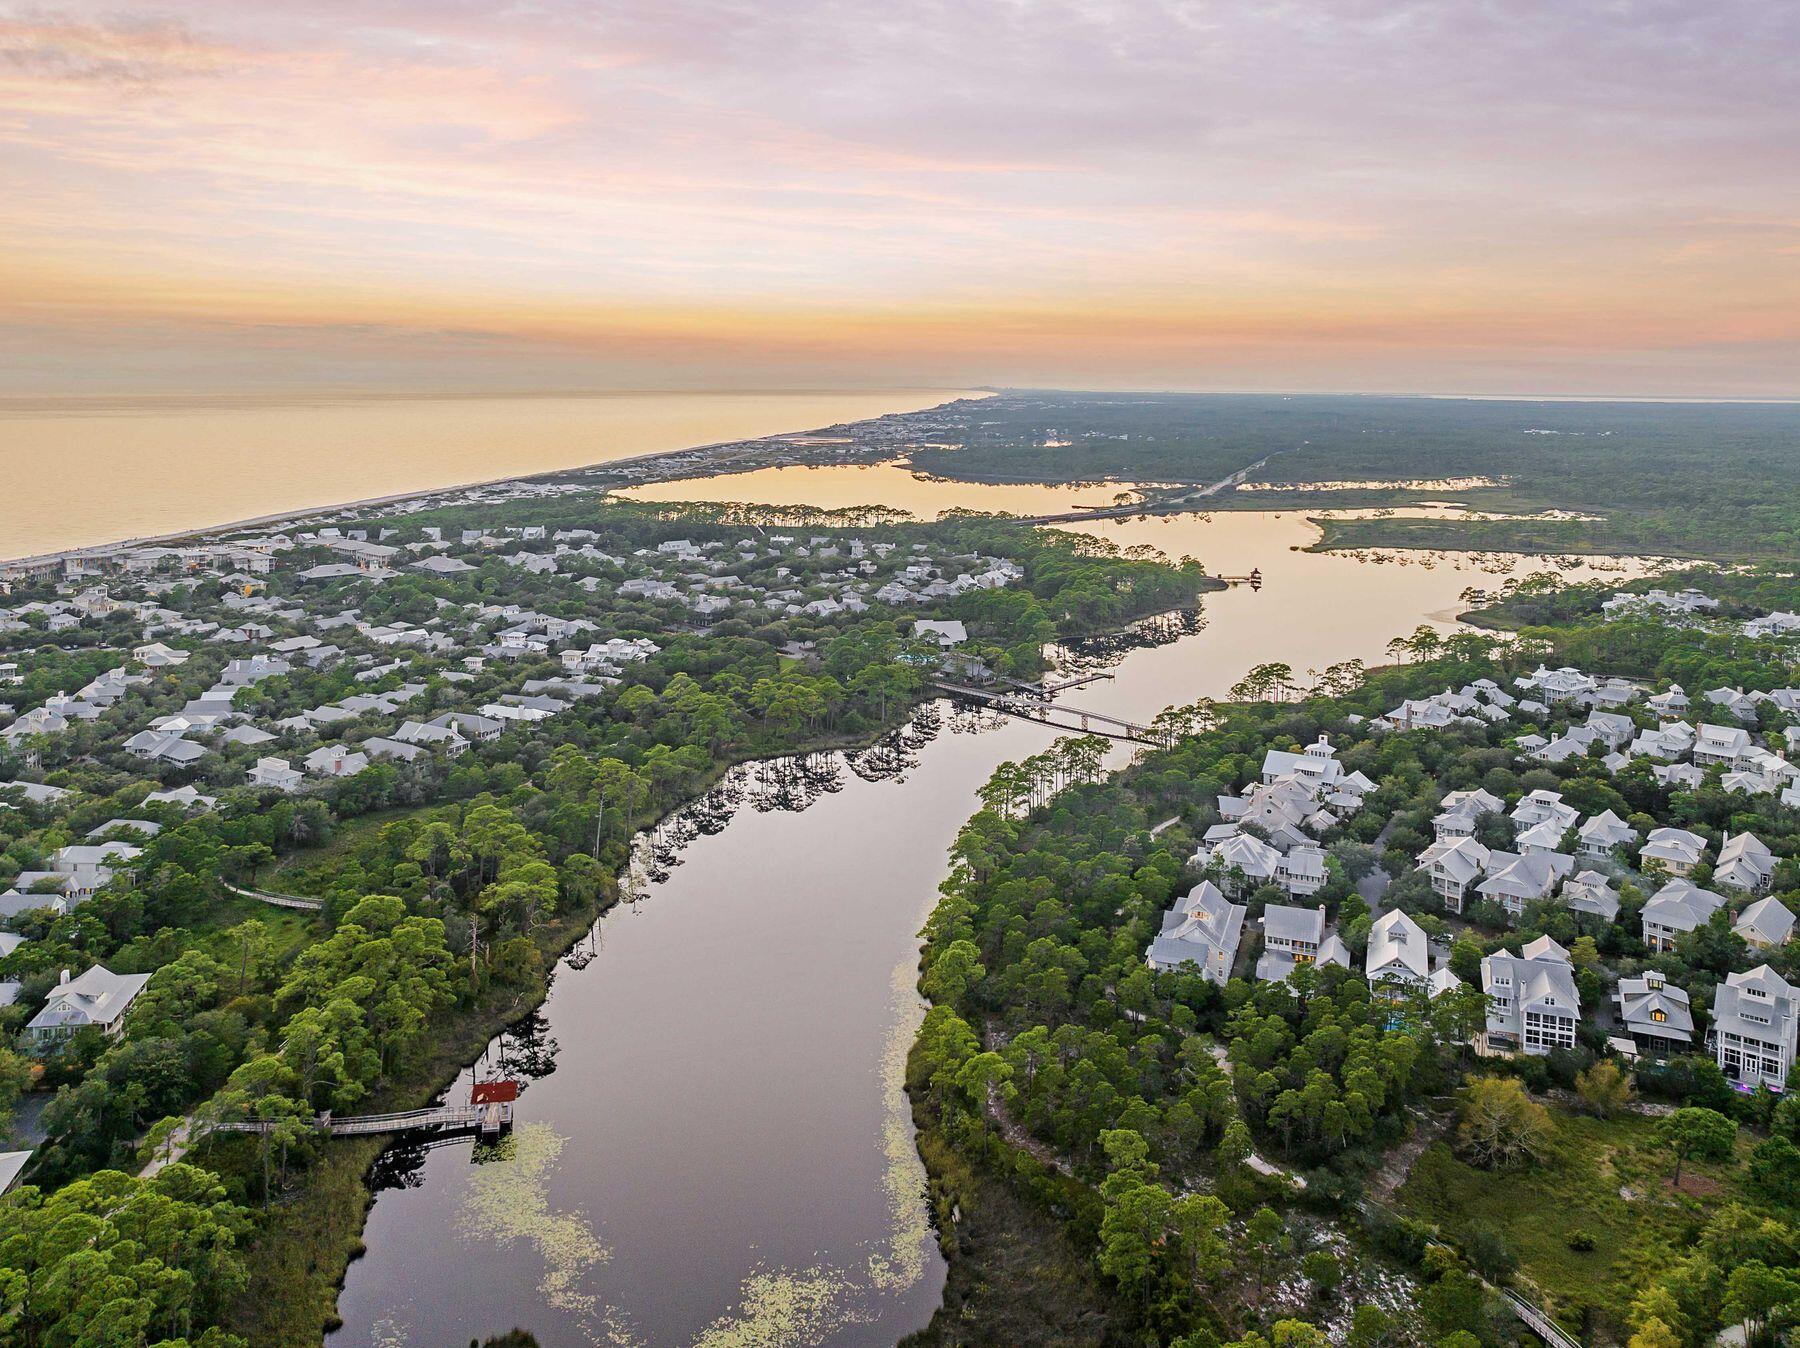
[911,601,1800,1346]
[904,392,1800,563]
[0,1163,251,1348]
[910,671,1500,1341]
[0,505,1214,1345]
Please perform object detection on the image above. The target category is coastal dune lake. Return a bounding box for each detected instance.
[331,467,1653,1347]
[0,390,974,560]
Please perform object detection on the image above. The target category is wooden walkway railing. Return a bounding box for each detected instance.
[222,880,323,912]
[931,680,1171,747]
[1352,1199,1582,1347]
[210,1100,508,1138]
[1502,1290,1582,1348]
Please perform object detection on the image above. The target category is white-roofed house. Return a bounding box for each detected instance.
[1642,879,1727,952]
[1653,763,1704,791]
[49,842,139,900]
[1275,845,1329,899]
[1476,851,1574,920]
[1482,936,1581,1055]
[392,719,467,750]
[1614,970,1694,1059]
[248,757,304,792]
[1693,723,1752,767]
[1198,831,1281,895]
[1647,684,1690,719]
[1146,881,1246,985]
[1713,966,1800,1091]
[1735,896,1796,950]
[1716,832,1776,894]
[1259,735,1344,792]
[1417,837,1490,913]
[1515,818,1571,856]
[362,736,425,763]
[1366,909,1431,993]
[143,784,217,811]
[1432,788,1504,842]
[1586,711,1637,750]
[302,745,369,779]
[1257,904,1334,982]
[912,619,967,647]
[1560,870,1621,922]
[1510,790,1579,833]
[430,711,503,742]
[1577,810,1637,860]
[1641,827,1708,878]
[26,965,152,1052]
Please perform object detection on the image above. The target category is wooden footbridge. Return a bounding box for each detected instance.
[221,879,323,912]
[932,680,1173,747]
[210,1082,518,1142]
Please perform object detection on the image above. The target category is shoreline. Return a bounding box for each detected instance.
[0,389,990,572]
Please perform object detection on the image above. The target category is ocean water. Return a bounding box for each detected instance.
[0,389,974,559]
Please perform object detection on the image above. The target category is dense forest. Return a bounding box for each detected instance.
[906,392,1800,563]
[0,504,1210,1347]
[909,602,1800,1348]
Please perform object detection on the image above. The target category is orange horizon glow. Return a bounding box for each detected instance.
[2,2,1797,398]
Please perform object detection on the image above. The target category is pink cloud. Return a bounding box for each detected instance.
[0,0,1793,394]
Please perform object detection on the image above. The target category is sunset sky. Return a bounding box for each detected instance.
[3,0,1797,398]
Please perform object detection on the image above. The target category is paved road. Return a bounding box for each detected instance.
[1358,817,1399,905]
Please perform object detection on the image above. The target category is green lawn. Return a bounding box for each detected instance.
[1397,1108,1746,1337]
[190,892,317,962]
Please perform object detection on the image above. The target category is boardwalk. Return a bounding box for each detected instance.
[1503,1290,1583,1348]
[931,680,1172,747]
[213,1099,512,1138]
[145,1092,517,1176]
[222,879,323,912]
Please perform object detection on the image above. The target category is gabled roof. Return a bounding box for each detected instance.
[1715,966,1799,1045]
[1642,879,1726,932]
[1263,903,1326,944]
[1560,870,1620,920]
[1367,909,1429,981]
[1418,837,1489,886]
[1736,897,1795,947]
[26,965,151,1031]
[1206,832,1280,879]
[1578,810,1636,846]
[1477,851,1571,902]
[1615,974,1694,1039]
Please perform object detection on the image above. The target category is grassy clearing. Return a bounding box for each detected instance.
[264,804,459,891]
[1397,1107,1745,1336]
[190,891,317,960]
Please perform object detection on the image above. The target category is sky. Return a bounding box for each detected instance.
[2,0,1797,398]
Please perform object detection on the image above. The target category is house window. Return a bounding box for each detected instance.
[1651,1009,1667,1023]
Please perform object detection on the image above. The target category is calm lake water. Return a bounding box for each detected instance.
[0,390,973,560]
[330,468,1654,1348]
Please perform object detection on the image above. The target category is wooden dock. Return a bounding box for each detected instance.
[211,1082,517,1141]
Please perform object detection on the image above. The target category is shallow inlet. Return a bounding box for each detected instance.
[330,491,1655,1348]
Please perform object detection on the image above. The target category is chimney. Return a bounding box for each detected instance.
[58,968,70,985]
